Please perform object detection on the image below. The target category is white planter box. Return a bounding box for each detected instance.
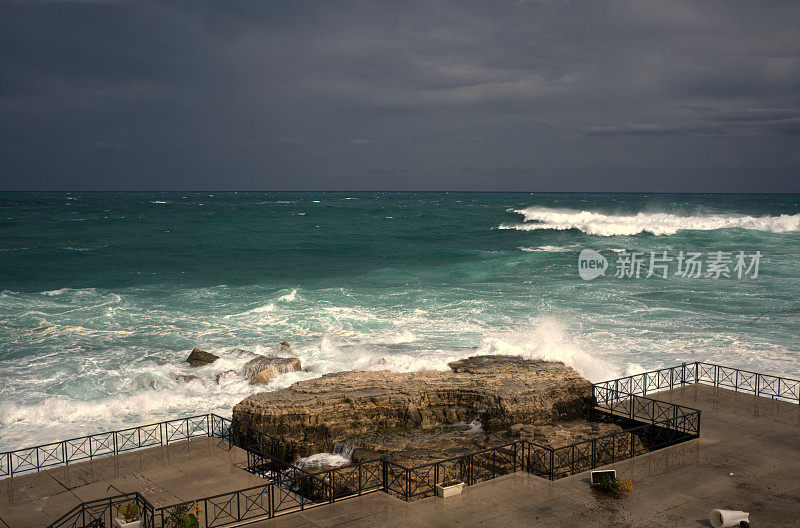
[113,517,142,528]
[436,482,465,498]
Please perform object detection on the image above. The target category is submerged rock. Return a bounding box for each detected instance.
[234,355,593,455]
[173,374,200,383]
[186,348,219,367]
[214,369,238,384]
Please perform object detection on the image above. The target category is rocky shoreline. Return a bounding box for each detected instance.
[233,354,619,467]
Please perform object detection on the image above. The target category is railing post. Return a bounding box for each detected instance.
[271,480,278,516]
[330,469,336,503]
[382,459,387,493]
[611,434,616,463]
[512,442,517,472]
[629,429,634,457]
[571,445,575,474]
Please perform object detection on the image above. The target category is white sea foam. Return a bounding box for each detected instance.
[476,317,619,382]
[501,207,800,236]
[294,443,354,468]
[381,330,417,344]
[41,288,70,296]
[278,289,298,302]
[518,245,571,252]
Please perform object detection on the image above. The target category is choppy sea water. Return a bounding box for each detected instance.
[0,192,798,447]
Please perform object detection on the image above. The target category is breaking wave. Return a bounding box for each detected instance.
[500,207,800,236]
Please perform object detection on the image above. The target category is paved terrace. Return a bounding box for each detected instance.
[250,384,800,528]
[0,436,263,528]
[2,384,798,527]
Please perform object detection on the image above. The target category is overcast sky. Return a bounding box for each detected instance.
[1,0,799,191]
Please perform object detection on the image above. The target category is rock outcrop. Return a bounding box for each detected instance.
[186,348,219,367]
[233,355,594,456]
[240,342,302,384]
[248,358,302,385]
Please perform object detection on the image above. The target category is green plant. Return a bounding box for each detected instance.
[117,502,139,522]
[591,474,633,495]
[441,468,463,487]
[164,502,201,528]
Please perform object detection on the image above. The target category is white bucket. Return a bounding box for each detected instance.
[709,509,749,528]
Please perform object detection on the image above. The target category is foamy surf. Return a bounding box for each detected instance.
[518,245,572,252]
[501,207,800,236]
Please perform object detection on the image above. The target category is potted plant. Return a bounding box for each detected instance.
[164,501,202,528]
[113,502,140,528]
[590,473,633,497]
[435,468,465,498]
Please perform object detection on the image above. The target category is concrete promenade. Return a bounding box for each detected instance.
[251,384,800,528]
[2,384,798,527]
[0,436,264,528]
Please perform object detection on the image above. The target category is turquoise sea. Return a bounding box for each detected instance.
[1,192,799,446]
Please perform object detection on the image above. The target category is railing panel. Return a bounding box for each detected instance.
[384,461,408,499]
[90,432,115,458]
[697,363,716,384]
[407,462,437,498]
[164,418,189,444]
[64,437,92,464]
[37,442,65,469]
[359,459,384,492]
[239,485,270,521]
[272,477,304,514]
[9,447,38,475]
[205,493,238,527]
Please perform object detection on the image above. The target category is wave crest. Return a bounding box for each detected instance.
[500,207,800,236]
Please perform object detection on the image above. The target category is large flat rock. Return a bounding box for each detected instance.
[233,355,593,455]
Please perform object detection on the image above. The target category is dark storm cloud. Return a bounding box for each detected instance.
[0,0,798,191]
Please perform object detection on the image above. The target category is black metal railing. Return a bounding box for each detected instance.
[154,484,271,528]
[594,389,702,425]
[48,492,156,528]
[547,411,699,479]
[42,360,799,526]
[1,413,234,479]
[593,361,800,404]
